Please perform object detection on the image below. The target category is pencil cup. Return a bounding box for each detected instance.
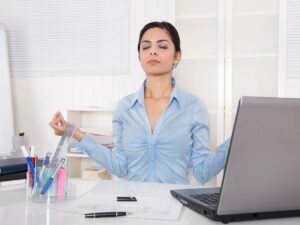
[26,159,75,203]
[26,123,77,203]
[26,172,33,201]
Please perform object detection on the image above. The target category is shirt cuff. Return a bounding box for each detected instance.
[77,134,97,155]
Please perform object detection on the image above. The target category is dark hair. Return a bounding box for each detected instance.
[137,21,181,53]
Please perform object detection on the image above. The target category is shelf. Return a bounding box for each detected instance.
[67,106,114,112]
[233,11,278,17]
[182,55,217,60]
[176,14,217,20]
[66,152,89,158]
[66,107,114,179]
[229,53,278,58]
[81,127,113,135]
[182,54,278,60]
[176,11,278,20]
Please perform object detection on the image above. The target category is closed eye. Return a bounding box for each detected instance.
[141,42,151,51]
[158,42,168,49]
[159,45,168,49]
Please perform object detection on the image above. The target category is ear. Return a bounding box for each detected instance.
[174,51,181,64]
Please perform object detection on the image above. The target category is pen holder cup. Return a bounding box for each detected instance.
[26,161,75,203]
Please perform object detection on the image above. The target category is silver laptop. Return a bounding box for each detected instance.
[171,96,300,223]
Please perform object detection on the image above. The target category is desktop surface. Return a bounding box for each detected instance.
[0,179,300,225]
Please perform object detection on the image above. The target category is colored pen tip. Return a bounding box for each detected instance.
[20,145,29,157]
[30,145,35,156]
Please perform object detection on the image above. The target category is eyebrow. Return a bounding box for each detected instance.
[141,39,170,44]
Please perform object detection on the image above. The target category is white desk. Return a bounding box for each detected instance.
[0,179,300,225]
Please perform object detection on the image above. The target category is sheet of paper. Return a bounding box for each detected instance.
[58,194,182,220]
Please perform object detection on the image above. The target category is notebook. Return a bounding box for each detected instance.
[0,157,27,176]
[171,96,300,223]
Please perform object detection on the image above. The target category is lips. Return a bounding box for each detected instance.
[147,59,160,64]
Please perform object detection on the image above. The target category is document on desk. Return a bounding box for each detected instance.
[59,193,182,220]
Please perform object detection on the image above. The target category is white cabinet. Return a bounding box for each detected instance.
[175,0,221,152]
[175,0,280,185]
[175,0,221,186]
[66,107,114,179]
[226,0,279,137]
[175,0,280,147]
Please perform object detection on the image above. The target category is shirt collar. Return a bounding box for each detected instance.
[128,78,182,110]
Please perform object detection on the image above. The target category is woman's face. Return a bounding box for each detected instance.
[139,28,180,77]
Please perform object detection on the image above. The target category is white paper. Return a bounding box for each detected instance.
[58,194,182,220]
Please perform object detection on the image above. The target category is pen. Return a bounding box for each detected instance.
[39,152,51,180]
[117,196,137,201]
[20,146,41,187]
[30,145,35,158]
[41,158,65,195]
[85,212,128,218]
[29,146,36,177]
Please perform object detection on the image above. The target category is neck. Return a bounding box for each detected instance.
[145,75,173,99]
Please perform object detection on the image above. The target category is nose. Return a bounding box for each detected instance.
[150,47,158,55]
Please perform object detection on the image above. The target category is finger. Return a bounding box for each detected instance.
[57,113,67,126]
[52,111,60,121]
[51,123,65,133]
[49,111,62,127]
[50,112,60,124]
[54,112,64,123]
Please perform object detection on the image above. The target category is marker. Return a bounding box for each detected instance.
[29,145,39,187]
[20,146,41,187]
[29,146,36,176]
[39,152,51,180]
[41,158,65,195]
[30,145,35,157]
[56,167,67,199]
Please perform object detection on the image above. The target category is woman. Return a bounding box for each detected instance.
[50,21,230,184]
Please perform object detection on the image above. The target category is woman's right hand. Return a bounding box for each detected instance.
[49,111,67,136]
[49,111,84,141]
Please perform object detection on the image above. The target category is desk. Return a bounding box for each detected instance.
[0,179,300,225]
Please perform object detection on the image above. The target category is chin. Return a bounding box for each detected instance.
[145,68,172,77]
[146,72,171,77]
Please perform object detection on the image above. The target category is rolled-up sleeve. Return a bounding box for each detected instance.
[191,100,231,184]
[77,100,128,177]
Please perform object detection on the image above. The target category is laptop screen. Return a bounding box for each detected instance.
[218,97,300,215]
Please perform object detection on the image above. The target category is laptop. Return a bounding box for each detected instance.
[171,96,300,223]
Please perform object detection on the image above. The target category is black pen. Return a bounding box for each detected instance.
[117,196,137,201]
[85,212,128,218]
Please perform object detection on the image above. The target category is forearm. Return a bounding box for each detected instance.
[77,135,128,177]
[192,139,231,184]
[73,128,84,141]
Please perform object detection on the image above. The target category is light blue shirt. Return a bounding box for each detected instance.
[78,79,230,184]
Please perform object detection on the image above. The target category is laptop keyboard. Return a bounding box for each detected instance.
[190,193,220,206]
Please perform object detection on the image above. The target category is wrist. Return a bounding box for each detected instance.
[73,128,84,141]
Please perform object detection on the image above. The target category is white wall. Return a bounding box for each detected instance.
[11,0,175,155]
[0,28,14,156]
[10,0,300,158]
